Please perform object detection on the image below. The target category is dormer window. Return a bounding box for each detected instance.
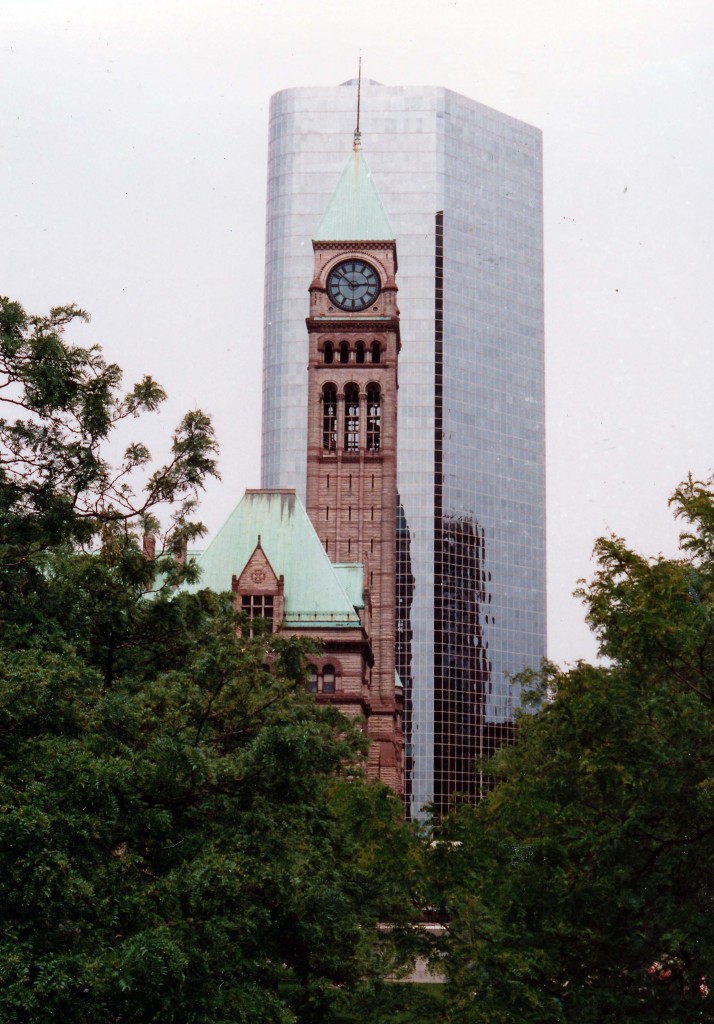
[241,594,274,636]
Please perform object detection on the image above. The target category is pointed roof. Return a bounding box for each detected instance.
[315,143,393,242]
[187,489,364,629]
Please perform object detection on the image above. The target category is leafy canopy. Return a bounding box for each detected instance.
[0,300,425,1024]
[432,476,714,1023]
[0,296,217,554]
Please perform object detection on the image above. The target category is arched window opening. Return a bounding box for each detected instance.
[371,341,381,364]
[307,666,318,693]
[323,341,334,364]
[366,384,381,452]
[356,341,366,364]
[339,341,350,364]
[344,384,360,452]
[323,665,336,694]
[322,384,337,451]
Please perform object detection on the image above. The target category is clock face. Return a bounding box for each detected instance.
[327,259,380,312]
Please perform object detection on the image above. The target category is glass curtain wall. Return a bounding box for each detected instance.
[262,82,546,817]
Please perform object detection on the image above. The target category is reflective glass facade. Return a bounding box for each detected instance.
[261,83,546,817]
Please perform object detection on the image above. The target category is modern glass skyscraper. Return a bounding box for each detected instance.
[261,81,546,818]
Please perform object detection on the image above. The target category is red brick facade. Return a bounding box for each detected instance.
[232,531,374,724]
[305,239,403,792]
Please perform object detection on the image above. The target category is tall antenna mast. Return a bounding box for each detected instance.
[354,54,362,149]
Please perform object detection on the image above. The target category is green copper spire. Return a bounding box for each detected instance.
[315,141,393,242]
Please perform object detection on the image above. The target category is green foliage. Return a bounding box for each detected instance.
[432,477,714,1022]
[0,295,218,566]
[0,301,424,1023]
[0,600,409,1023]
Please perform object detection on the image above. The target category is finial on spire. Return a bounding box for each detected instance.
[354,54,362,150]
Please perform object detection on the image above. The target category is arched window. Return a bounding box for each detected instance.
[322,384,337,451]
[366,383,381,452]
[356,341,365,364]
[323,665,336,694]
[371,341,381,364]
[323,341,334,364]
[344,384,360,452]
[339,341,350,364]
[306,664,338,695]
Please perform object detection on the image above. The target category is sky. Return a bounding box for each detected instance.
[2,0,713,665]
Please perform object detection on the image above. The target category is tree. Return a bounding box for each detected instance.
[0,300,424,1023]
[0,590,420,1023]
[0,297,217,551]
[432,476,714,1023]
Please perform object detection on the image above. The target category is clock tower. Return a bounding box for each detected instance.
[305,134,403,790]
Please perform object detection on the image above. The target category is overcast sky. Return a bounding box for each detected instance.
[2,0,713,666]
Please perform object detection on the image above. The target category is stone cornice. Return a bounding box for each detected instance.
[312,239,395,251]
[306,317,400,335]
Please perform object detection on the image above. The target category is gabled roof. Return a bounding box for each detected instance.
[187,489,364,629]
[314,144,393,242]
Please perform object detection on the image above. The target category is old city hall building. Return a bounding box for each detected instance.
[190,134,405,792]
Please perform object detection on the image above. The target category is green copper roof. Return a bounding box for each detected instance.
[315,145,393,242]
[333,563,365,610]
[187,489,363,629]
